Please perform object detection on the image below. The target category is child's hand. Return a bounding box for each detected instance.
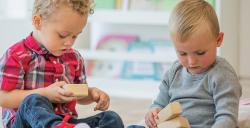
[89,87,110,111]
[145,108,162,128]
[43,81,76,103]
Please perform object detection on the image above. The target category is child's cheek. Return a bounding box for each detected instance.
[178,57,187,66]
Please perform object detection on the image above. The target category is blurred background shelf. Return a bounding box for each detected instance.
[88,10,170,25]
[78,49,176,63]
[86,76,159,99]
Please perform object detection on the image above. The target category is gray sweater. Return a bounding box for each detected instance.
[151,57,242,128]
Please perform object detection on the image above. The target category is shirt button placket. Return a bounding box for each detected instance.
[54,61,64,81]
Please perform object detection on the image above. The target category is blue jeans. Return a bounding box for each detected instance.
[11,94,124,128]
[127,125,145,128]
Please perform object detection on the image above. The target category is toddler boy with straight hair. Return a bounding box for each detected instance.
[145,0,242,128]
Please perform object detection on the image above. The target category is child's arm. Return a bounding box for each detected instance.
[0,88,44,108]
[211,69,242,128]
[0,81,76,108]
[77,87,110,111]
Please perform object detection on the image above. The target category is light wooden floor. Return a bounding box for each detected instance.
[76,97,151,127]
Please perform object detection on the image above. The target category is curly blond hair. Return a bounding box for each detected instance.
[169,0,219,41]
[32,0,94,20]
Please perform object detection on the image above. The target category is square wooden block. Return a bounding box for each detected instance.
[63,84,88,97]
[157,116,190,128]
[157,101,182,124]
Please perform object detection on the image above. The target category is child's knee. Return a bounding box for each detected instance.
[22,93,49,105]
[104,111,124,125]
[105,111,120,118]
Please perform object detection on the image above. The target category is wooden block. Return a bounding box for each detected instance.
[63,84,88,97]
[157,116,190,128]
[157,102,182,124]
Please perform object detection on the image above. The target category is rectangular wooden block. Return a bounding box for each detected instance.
[63,84,88,97]
[157,102,182,124]
[157,116,190,128]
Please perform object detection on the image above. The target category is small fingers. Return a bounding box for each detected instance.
[102,100,110,110]
[58,87,74,97]
[88,87,110,111]
[60,95,76,103]
[149,114,157,128]
[145,117,154,128]
[94,99,110,111]
[56,88,75,103]
[94,91,110,111]
[145,111,158,128]
[53,81,67,87]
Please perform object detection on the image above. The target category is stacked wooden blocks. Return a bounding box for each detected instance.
[157,102,190,128]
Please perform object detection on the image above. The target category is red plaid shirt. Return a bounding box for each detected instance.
[0,33,87,127]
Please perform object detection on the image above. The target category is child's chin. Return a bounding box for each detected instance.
[188,69,204,75]
[52,52,63,57]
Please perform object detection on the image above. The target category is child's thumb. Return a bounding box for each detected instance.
[57,81,67,87]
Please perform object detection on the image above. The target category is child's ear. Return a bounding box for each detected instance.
[32,15,42,30]
[216,32,224,47]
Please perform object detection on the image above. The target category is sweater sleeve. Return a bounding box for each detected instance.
[150,61,179,109]
[210,65,242,128]
[150,77,170,109]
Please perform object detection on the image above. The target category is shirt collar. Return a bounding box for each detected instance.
[24,32,50,55]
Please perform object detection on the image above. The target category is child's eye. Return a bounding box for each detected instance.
[196,51,206,55]
[58,34,67,38]
[179,52,187,56]
[58,32,69,38]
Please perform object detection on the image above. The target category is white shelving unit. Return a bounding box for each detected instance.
[86,10,172,50]
[78,49,176,63]
[88,10,170,25]
[76,9,175,99]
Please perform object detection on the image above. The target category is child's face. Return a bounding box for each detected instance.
[172,27,224,75]
[33,6,87,56]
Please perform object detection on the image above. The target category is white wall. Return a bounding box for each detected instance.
[219,0,240,74]
[239,0,250,80]
[0,19,32,55]
[219,0,250,81]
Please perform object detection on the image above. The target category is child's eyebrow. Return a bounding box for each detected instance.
[194,50,205,52]
[60,31,82,35]
[176,50,186,53]
[176,49,206,53]
[177,50,184,52]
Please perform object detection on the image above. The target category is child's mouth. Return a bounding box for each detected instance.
[189,66,200,70]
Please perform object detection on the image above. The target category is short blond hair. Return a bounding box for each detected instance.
[169,0,219,41]
[32,0,94,20]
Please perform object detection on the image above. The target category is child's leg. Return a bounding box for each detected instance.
[11,94,63,128]
[69,111,124,128]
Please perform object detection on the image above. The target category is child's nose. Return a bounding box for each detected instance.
[64,39,74,47]
[187,56,197,65]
